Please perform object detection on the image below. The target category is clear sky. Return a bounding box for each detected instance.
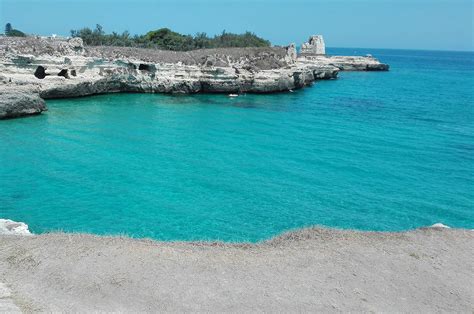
[1,0,473,51]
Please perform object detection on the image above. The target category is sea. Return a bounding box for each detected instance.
[1,48,473,242]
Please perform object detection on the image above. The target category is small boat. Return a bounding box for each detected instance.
[228,94,239,97]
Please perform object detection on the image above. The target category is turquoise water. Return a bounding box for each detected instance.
[1,48,473,242]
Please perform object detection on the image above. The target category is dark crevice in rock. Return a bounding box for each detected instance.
[70,69,77,77]
[34,66,48,79]
[57,69,69,79]
[293,72,302,88]
[138,63,155,72]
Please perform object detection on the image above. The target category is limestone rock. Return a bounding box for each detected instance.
[298,55,389,71]
[430,223,450,229]
[285,43,297,62]
[0,91,47,119]
[0,37,340,103]
[68,37,84,51]
[0,36,395,119]
[300,35,326,55]
[0,219,32,235]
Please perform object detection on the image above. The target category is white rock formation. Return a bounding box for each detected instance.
[297,55,390,71]
[286,43,297,62]
[0,219,32,235]
[0,37,341,118]
[430,223,451,229]
[0,36,388,119]
[300,35,326,55]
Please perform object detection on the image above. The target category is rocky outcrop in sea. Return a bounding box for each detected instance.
[0,36,388,119]
[0,92,46,119]
[298,55,390,71]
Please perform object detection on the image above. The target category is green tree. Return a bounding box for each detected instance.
[194,32,210,49]
[70,25,271,50]
[7,29,26,37]
[5,23,12,35]
[4,23,26,37]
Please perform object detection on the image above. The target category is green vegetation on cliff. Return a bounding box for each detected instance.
[4,23,26,37]
[70,25,271,50]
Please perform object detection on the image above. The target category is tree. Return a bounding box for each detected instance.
[4,23,26,37]
[95,24,104,36]
[194,32,210,49]
[69,25,271,50]
[7,29,26,37]
[5,23,12,35]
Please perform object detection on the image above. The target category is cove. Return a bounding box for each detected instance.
[1,48,473,242]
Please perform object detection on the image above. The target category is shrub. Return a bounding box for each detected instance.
[70,26,271,50]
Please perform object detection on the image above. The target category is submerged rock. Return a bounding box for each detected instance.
[0,219,32,235]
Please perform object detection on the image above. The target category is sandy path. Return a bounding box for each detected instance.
[0,227,472,312]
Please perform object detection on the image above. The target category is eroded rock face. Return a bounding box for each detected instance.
[0,91,47,119]
[0,36,393,118]
[298,55,390,71]
[0,37,339,102]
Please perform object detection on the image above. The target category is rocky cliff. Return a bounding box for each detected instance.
[0,36,387,119]
[0,92,46,119]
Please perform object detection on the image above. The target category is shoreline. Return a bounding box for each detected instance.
[0,221,466,246]
[1,226,472,312]
[0,36,388,119]
[0,217,462,242]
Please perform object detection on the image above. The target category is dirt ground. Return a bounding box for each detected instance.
[0,227,472,312]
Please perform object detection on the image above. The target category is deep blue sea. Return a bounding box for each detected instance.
[1,48,473,242]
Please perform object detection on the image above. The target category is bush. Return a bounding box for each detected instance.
[4,23,26,37]
[70,26,271,50]
[8,29,26,37]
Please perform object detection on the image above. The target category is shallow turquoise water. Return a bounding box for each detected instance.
[1,48,473,242]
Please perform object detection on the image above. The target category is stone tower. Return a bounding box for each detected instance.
[286,43,297,62]
[300,35,326,55]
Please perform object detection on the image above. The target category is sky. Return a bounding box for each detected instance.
[0,0,473,51]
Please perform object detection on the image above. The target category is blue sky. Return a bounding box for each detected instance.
[1,0,473,51]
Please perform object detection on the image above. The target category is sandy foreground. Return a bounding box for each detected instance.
[0,227,473,312]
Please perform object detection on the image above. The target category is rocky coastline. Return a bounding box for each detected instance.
[0,36,388,119]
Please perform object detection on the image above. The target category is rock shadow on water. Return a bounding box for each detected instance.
[334,97,385,111]
[158,92,303,112]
